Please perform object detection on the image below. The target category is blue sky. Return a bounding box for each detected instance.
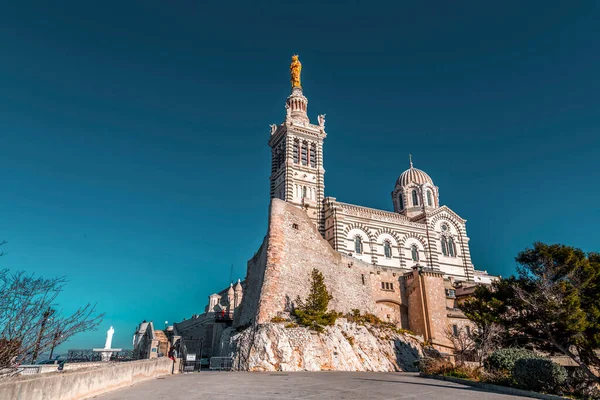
[0,1,598,350]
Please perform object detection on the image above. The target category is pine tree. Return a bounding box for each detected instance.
[293,268,337,331]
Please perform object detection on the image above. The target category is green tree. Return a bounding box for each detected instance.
[293,269,337,331]
[460,243,600,384]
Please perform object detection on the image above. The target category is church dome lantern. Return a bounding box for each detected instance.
[392,155,439,216]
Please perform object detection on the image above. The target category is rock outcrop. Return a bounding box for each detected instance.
[219,319,423,372]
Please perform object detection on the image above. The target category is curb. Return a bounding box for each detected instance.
[420,373,567,400]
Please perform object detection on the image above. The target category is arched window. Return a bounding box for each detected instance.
[293,140,299,164]
[302,186,307,199]
[412,190,419,206]
[441,237,448,256]
[309,144,316,168]
[427,190,433,207]
[448,237,456,257]
[301,142,308,165]
[384,241,392,258]
[354,236,363,254]
[398,194,404,210]
[411,245,419,261]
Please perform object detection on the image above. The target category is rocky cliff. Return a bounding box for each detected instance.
[219,319,423,372]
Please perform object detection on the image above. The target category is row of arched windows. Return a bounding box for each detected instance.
[294,184,315,201]
[272,141,286,171]
[292,139,317,167]
[352,236,456,259]
[441,236,457,257]
[399,189,435,210]
[353,236,422,261]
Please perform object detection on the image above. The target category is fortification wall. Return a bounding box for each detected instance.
[239,199,383,325]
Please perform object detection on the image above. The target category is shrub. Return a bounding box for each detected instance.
[445,365,482,381]
[292,269,337,332]
[270,316,287,323]
[512,358,567,394]
[416,357,454,375]
[346,310,383,325]
[484,348,539,373]
[284,322,298,329]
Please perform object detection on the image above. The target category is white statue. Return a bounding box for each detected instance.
[269,124,277,135]
[105,326,114,349]
[317,114,326,127]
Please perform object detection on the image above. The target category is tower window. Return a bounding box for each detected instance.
[411,245,419,261]
[452,325,459,337]
[441,236,448,256]
[412,190,419,206]
[301,142,308,165]
[354,236,363,254]
[309,144,316,168]
[427,190,433,207]
[448,237,456,257]
[293,140,299,164]
[383,241,392,258]
[302,186,307,199]
[398,194,404,210]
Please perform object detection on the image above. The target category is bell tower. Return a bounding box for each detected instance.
[268,55,327,234]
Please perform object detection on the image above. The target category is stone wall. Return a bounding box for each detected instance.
[239,199,380,326]
[404,268,453,351]
[0,358,173,400]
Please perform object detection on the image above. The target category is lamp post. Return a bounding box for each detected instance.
[32,307,54,364]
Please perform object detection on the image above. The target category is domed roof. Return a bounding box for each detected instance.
[395,156,434,187]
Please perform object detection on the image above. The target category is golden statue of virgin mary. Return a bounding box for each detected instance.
[290,55,302,88]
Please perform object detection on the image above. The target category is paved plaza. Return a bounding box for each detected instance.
[97,371,527,399]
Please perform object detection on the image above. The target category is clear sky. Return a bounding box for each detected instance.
[1,1,598,350]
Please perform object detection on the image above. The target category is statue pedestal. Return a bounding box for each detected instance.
[93,348,122,362]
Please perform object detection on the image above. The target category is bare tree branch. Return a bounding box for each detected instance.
[0,265,104,376]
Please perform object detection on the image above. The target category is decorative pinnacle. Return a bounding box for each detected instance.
[409,154,413,168]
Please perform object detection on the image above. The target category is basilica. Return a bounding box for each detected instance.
[141,57,499,361]
[269,56,495,286]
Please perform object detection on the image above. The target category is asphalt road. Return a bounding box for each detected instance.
[96,371,528,399]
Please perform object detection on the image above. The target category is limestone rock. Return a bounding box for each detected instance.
[219,319,423,372]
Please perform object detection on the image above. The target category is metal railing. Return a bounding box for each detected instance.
[16,365,42,375]
[209,357,232,371]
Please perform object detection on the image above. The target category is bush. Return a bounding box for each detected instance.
[416,357,454,375]
[346,309,382,325]
[445,365,482,381]
[270,316,287,323]
[512,358,567,394]
[293,309,337,332]
[284,322,298,329]
[484,348,539,373]
[417,357,482,381]
[292,269,337,332]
